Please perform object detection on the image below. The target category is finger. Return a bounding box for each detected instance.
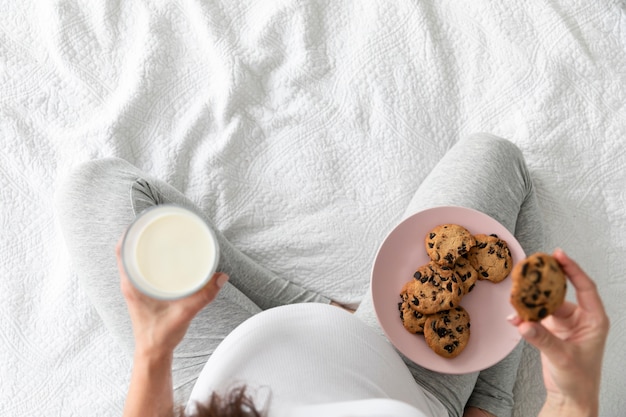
[552,249,605,314]
[506,314,523,326]
[185,273,229,313]
[550,300,577,319]
[115,232,145,302]
[517,321,570,367]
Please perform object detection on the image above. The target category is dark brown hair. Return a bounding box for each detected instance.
[175,386,265,417]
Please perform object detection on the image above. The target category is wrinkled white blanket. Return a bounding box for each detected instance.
[1,1,625,416]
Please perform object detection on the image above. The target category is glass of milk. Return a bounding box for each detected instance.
[121,205,220,300]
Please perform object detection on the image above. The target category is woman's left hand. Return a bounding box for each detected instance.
[115,237,229,358]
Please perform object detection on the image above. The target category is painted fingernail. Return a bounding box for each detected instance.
[216,273,229,288]
[506,314,521,325]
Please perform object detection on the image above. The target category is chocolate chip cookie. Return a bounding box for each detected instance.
[424,306,471,358]
[510,252,567,321]
[398,292,428,334]
[467,234,513,283]
[425,224,476,266]
[405,261,464,315]
[453,255,478,294]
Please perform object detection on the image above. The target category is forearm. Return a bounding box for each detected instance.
[123,350,175,417]
[463,406,495,417]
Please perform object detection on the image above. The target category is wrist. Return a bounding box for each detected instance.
[133,346,174,367]
[541,393,598,417]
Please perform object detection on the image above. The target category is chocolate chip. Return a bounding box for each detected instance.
[522,262,529,276]
[414,271,422,280]
[481,271,489,278]
[428,242,434,248]
[490,234,498,238]
[411,296,419,307]
[538,307,548,319]
[445,253,454,263]
[456,326,464,333]
[437,328,448,337]
[444,344,456,353]
[429,232,436,239]
[446,282,453,292]
[478,242,488,249]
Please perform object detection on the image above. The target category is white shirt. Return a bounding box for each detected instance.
[187,303,447,417]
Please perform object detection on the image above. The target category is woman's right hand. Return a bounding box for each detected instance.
[116,236,229,359]
[509,249,610,417]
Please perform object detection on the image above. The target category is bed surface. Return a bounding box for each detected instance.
[1,1,625,415]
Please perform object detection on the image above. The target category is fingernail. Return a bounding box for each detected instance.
[216,273,229,288]
[506,314,523,326]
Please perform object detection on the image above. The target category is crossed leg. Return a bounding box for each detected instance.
[355,133,545,417]
[55,158,329,401]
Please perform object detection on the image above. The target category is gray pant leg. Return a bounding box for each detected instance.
[356,133,545,417]
[54,157,327,401]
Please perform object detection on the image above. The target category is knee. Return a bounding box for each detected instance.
[54,157,134,214]
[465,133,522,153]
[464,133,525,164]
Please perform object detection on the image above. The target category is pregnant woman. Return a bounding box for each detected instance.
[56,133,608,417]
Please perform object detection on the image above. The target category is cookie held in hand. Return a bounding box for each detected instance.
[510,252,567,321]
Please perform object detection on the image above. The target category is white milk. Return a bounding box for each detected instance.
[122,205,219,299]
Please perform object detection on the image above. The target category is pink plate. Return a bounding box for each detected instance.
[371,206,525,374]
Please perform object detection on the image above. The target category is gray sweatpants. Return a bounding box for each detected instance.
[55,133,544,417]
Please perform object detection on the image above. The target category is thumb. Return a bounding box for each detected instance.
[518,321,567,365]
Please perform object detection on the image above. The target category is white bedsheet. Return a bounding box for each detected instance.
[1,1,625,415]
